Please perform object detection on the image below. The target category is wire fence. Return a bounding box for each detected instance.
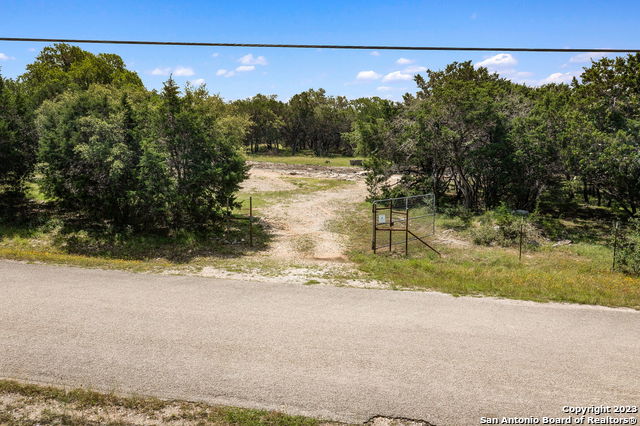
[369,196,640,276]
[371,194,439,256]
[223,196,255,247]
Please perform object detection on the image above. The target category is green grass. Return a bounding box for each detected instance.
[334,202,640,309]
[0,379,325,425]
[247,154,364,168]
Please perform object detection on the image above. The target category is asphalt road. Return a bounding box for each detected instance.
[1,261,638,425]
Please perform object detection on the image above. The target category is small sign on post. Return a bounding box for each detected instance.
[378,214,386,224]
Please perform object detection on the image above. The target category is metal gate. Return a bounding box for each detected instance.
[372,194,440,256]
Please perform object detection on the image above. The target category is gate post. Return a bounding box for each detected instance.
[389,199,393,252]
[405,206,409,256]
[372,203,377,253]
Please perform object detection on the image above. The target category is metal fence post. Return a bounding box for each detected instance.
[372,203,377,253]
[249,196,253,248]
[405,205,409,256]
[389,199,393,252]
[612,220,619,272]
[432,196,436,235]
[519,218,524,262]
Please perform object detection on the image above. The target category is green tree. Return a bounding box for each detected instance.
[21,43,143,105]
[152,78,249,229]
[284,89,355,155]
[36,79,249,230]
[0,73,37,218]
[233,94,284,153]
[36,85,146,224]
[572,54,640,215]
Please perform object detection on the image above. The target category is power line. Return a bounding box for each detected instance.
[0,37,638,53]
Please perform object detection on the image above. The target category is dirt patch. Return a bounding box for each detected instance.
[253,172,366,261]
[240,168,298,192]
[199,265,388,289]
[248,161,366,181]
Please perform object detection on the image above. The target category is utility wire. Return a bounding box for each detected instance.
[0,37,638,53]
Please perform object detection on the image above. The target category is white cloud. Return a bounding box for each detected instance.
[404,65,427,73]
[150,66,195,77]
[189,78,206,86]
[498,69,533,78]
[376,86,393,91]
[569,52,606,63]
[470,12,477,20]
[216,69,235,77]
[396,57,414,65]
[475,53,517,68]
[236,65,256,72]
[28,48,36,52]
[150,67,171,76]
[238,54,267,66]
[539,71,578,85]
[370,51,380,56]
[0,53,15,60]
[174,66,195,76]
[382,71,412,82]
[211,52,219,58]
[356,70,381,80]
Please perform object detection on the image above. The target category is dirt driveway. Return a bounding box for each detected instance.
[243,162,367,261]
[198,162,384,287]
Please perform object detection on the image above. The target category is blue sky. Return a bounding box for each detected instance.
[1,0,639,101]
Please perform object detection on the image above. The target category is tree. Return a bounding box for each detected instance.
[283,89,354,155]
[36,80,249,230]
[343,97,398,156]
[572,54,640,215]
[0,73,37,218]
[36,85,146,224]
[233,94,284,153]
[21,43,143,105]
[152,78,249,229]
[358,62,570,211]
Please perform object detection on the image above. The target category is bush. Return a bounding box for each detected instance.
[0,75,38,220]
[36,80,248,231]
[616,219,640,275]
[471,222,500,246]
[470,205,541,247]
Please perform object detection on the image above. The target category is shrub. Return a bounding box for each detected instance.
[471,222,500,246]
[616,219,640,275]
[470,205,541,248]
[0,75,37,220]
[36,80,248,231]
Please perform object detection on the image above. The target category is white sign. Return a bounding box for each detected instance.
[378,214,386,224]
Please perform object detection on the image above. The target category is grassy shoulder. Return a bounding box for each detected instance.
[334,202,640,309]
[247,153,363,168]
[0,379,326,426]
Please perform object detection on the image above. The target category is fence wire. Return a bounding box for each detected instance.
[372,194,438,255]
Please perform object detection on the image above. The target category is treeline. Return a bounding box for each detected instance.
[1,44,639,234]
[347,57,640,216]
